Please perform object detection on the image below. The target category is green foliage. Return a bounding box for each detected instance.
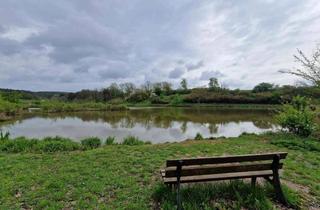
[127,90,150,103]
[38,100,127,113]
[38,137,81,152]
[271,134,320,152]
[208,77,220,91]
[150,95,169,104]
[0,136,81,153]
[0,130,10,141]
[154,181,300,210]
[170,94,183,106]
[194,132,204,140]
[180,78,188,90]
[81,137,102,149]
[253,83,274,93]
[122,136,146,145]
[105,136,116,145]
[276,96,316,137]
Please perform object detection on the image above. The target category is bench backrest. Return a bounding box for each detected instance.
[165,152,287,178]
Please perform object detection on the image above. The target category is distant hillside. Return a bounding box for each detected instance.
[0,88,70,100]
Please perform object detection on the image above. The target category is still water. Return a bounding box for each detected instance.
[0,107,278,143]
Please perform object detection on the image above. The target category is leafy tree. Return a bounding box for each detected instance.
[208,77,219,91]
[180,78,188,90]
[252,83,274,93]
[280,46,320,87]
[276,96,316,137]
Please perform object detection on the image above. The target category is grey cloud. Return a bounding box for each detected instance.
[169,67,185,79]
[0,0,319,91]
[200,70,225,80]
[98,68,131,80]
[186,60,204,71]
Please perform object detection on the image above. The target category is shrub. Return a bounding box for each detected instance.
[0,137,38,153]
[122,136,145,145]
[81,137,102,149]
[127,91,149,103]
[0,130,10,141]
[194,133,204,140]
[37,137,80,152]
[170,94,183,106]
[276,96,316,137]
[105,136,116,145]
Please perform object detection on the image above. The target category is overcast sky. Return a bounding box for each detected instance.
[0,0,320,91]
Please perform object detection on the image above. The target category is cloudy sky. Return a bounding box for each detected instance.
[0,0,320,91]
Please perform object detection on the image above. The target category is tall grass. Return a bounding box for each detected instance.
[122,136,146,145]
[0,136,81,153]
[81,137,102,149]
[0,130,10,141]
[105,136,116,145]
[153,181,300,210]
[0,135,151,153]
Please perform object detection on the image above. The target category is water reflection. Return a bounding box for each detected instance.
[0,107,278,143]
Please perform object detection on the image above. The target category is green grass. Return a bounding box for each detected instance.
[38,100,128,113]
[81,137,102,150]
[153,181,299,210]
[0,99,128,122]
[0,136,151,153]
[0,133,319,209]
[122,136,147,145]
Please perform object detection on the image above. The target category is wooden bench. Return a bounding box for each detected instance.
[160,152,288,209]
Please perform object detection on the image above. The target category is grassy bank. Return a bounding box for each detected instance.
[0,135,149,153]
[0,100,128,121]
[38,101,128,113]
[0,133,319,209]
[128,102,281,110]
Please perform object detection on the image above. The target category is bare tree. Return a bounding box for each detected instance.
[280,46,320,87]
[141,81,153,97]
[120,82,136,96]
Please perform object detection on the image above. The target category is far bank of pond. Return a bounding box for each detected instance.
[0,107,278,143]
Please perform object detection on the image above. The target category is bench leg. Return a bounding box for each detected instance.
[272,155,288,206]
[251,177,257,187]
[273,172,288,206]
[176,161,183,210]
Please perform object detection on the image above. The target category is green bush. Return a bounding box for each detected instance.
[194,133,204,140]
[105,136,116,145]
[276,96,316,137]
[81,137,102,149]
[0,137,38,153]
[122,136,145,145]
[170,94,183,106]
[37,137,80,152]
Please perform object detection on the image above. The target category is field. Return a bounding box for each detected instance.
[0,133,319,209]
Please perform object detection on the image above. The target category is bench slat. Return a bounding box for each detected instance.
[166,152,287,167]
[165,162,282,177]
[164,170,273,184]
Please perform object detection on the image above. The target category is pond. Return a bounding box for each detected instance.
[0,107,278,143]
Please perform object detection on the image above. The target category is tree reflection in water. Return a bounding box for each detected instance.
[0,107,278,142]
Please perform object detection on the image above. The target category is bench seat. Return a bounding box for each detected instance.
[162,170,273,184]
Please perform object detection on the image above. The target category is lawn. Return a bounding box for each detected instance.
[0,133,319,209]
